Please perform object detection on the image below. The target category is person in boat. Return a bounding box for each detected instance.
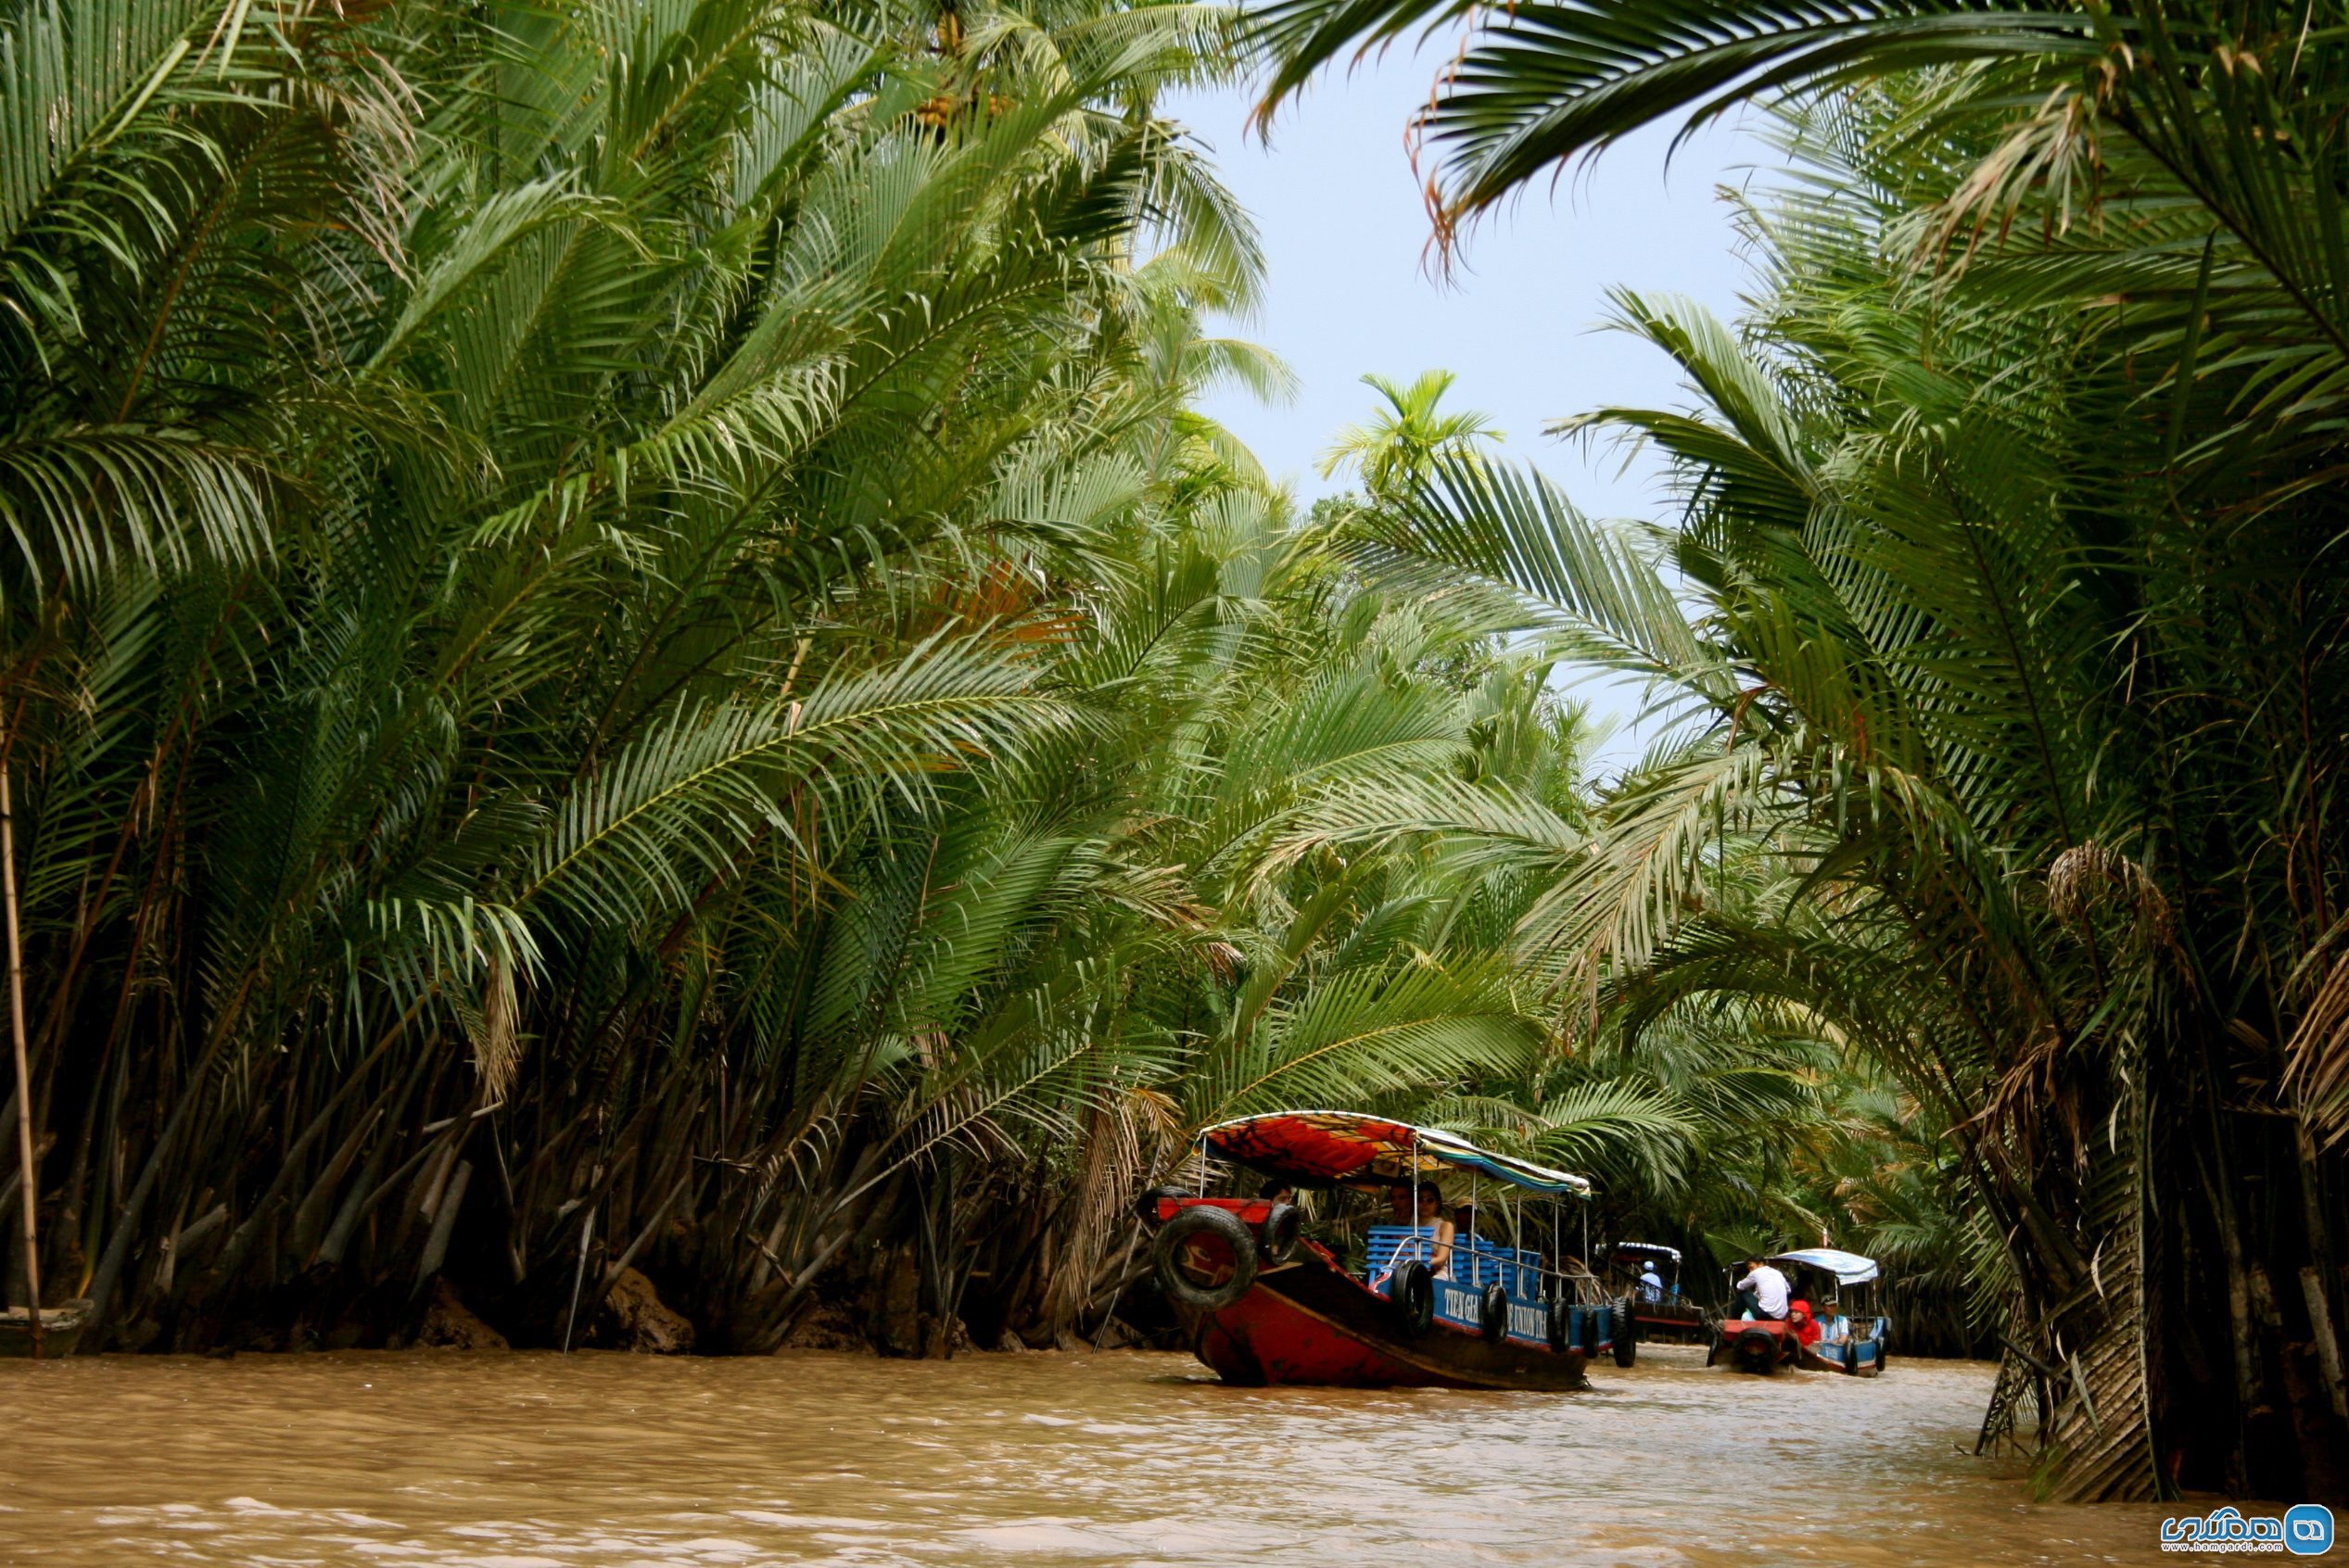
[1450,1203,1479,1280]
[1814,1298,1853,1347]
[1735,1258,1791,1321]
[1260,1179,1296,1206]
[1788,1297,1822,1347]
[1380,1182,1455,1279]
[1636,1262,1665,1303]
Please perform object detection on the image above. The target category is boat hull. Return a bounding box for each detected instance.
[1177,1256,1590,1391]
[1708,1316,1887,1376]
[1707,1317,1797,1374]
[0,1299,92,1358]
[1797,1334,1886,1376]
[1629,1300,1708,1344]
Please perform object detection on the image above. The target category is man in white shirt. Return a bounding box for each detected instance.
[1637,1265,1665,1303]
[1735,1258,1790,1321]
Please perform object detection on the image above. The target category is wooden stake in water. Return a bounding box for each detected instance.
[563,1209,593,1353]
[3,738,41,1358]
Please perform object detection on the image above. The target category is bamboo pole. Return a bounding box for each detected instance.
[562,1208,593,1353]
[3,736,41,1357]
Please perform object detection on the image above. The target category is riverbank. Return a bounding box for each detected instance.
[1,1345,2212,1565]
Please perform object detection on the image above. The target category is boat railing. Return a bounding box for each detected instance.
[1364,1224,1441,1283]
[1552,1268,1612,1306]
[1365,1227,1561,1297]
[1465,1242,1547,1296]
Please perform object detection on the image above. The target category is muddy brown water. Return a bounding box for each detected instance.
[2,1345,2215,1565]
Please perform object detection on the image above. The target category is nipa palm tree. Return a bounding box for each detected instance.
[1252,0,2349,1497]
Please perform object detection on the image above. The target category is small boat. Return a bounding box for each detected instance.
[1147,1110,1633,1390]
[1706,1249,1889,1376]
[1605,1241,1707,1344]
[0,1298,93,1359]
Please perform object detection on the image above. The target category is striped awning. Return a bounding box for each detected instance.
[1200,1110,1592,1196]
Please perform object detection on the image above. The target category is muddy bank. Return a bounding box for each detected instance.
[96,1258,1164,1360]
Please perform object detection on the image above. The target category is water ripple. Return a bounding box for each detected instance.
[0,1347,2203,1564]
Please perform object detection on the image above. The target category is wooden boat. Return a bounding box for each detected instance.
[0,1298,93,1358]
[1706,1249,1889,1376]
[1149,1111,1633,1390]
[1606,1241,1708,1344]
[1795,1334,1887,1376]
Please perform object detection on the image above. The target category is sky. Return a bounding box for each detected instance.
[1163,59,1761,516]
[1162,60,1762,761]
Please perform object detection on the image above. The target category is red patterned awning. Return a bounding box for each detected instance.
[1201,1110,1591,1195]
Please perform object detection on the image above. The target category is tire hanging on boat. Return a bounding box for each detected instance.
[1479,1283,1509,1343]
[1841,1339,1859,1375]
[1151,1204,1258,1311]
[1612,1296,1638,1367]
[1733,1327,1777,1375]
[1259,1202,1301,1265]
[1390,1260,1435,1336]
[1547,1297,1572,1353]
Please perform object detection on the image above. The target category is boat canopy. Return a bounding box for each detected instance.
[1768,1247,1880,1285]
[1200,1110,1592,1196]
[1610,1241,1682,1265]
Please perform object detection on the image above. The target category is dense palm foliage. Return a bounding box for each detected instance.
[1305,402,1991,1355]
[2,0,1823,1365]
[0,0,1372,1346]
[1256,0,2349,1505]
[23,0,2341,1517]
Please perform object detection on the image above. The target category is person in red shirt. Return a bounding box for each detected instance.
[1788,1297,1822,1347]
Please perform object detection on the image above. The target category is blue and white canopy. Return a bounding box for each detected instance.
[1768,1247,1880,1285]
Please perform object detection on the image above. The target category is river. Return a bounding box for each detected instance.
[1,1345,2214,1564]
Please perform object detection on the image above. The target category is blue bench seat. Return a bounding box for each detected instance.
[1365,1227,1546,1295]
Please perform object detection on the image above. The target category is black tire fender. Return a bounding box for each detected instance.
[1259,1202,1301,1265]
[1480,1283,1509,1343]
[1548,1298,1572,1354]
[1390,1260,1435,1336]
[1704,1321,1724,1366]
[1613,1296,1638,1367]
[1133,1185,1187,1227]
[1580,1301,1602,1356]
[1151,1204,1258,1310]
[1733,1328,1777,1374]
[1841,1339,1859,1376]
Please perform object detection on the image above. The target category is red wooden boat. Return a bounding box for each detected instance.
[1144,1111,1624,1390]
